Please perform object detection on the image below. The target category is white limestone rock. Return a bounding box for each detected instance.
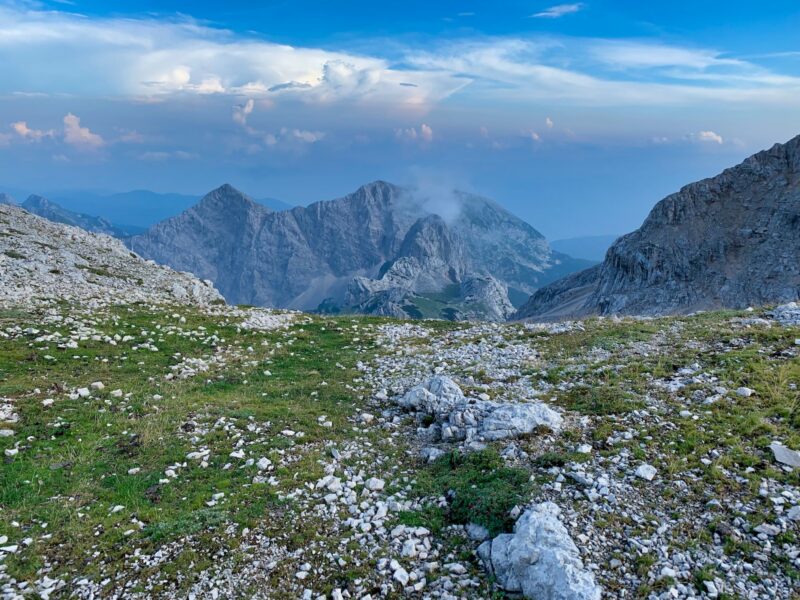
[477,502,602,600]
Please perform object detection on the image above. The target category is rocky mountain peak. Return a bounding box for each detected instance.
[398,214,465,266]
[516,134,800,320]
[22,195,53,210]
[130,180,590,319]
[194,184,262,215]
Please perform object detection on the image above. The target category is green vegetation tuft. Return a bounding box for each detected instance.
[410,449,532,536]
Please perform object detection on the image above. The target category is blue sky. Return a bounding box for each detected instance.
[1,1,800,238]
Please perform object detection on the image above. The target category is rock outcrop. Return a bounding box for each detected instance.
[396,376,563,446]
[516,134,800,320]
[130,181,589,321]
[478,502,602,600]
[0,203,223,307]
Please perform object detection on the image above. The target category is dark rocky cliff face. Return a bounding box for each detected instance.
[516,134,800,320]
[129,180,589,320]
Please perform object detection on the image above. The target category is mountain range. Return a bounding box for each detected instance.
[0,193,144,236]
[6,134,799,322]
[516,134,800,320]
[0,188,291,228]
[128,181,591,320]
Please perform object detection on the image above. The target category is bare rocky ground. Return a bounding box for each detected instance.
[0,205,798,599]
[1,297,798,599]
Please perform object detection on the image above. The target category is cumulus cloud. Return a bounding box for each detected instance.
[694,130,724,144]
[396,124,434,143]
[546,116,554,128]
[420,123,434,142]
[11,121,53,141]
[527,130,541,141]
[0,7,465,108]
[63,113,104,149]
[233,98,255,126]
[262,128,324,149]
[531,3,584,18]
[0,4,798,152]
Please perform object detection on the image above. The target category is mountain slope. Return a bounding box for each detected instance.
[21,195,142,237]
[0,193,16,206]
[0,203,223,306]
[129,181,589,319]
[50,189,291,228]
[516,134,800,320]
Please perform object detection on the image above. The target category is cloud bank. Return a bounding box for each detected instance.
[0,5,798,113]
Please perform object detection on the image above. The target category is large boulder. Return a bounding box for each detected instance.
[396,376,562,444]
[478,502,602,600]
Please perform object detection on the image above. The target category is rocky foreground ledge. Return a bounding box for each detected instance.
[0,204,223,307]
[0,295,797,599]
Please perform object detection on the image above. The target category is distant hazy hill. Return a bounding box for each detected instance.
[516,134,800,320]
[21,195,142,237]
[550,234,620,262]
[129,181,592,321]
[48,190,292,228]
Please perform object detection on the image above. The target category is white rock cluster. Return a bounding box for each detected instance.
[396,376,563,446]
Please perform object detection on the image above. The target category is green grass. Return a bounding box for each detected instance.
[0,304,382,591]
[1,301,798,594]
[405,449,532,536]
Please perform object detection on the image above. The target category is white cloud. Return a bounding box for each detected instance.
[405,38,800,107]
[285,128,324,144]
[546,117,554,128]
[0,5,798,129]
[262,128,324,149]
[531,3,584,18]
[395,124,434,143]
[591,42,743,71]
[395,127,419,141]
[62,113,104,149]
[138,150,196,161]
[118,130,145,143]
[0,7,465,109]
[694,130,724,144]
[420,124,434,142]
[233,98,255,126]
[522,129,542,142]
[11,120,53,141]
